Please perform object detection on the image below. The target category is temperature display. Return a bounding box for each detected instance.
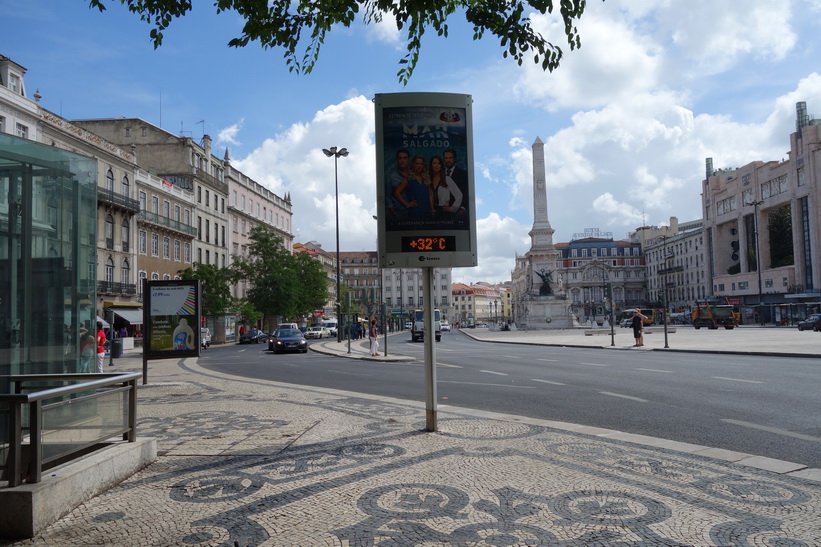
[401,236,456,252]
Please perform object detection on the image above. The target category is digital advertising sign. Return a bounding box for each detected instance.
[375,92,478,269]
[143,279,201,360]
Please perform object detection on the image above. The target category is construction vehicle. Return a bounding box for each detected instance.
[691,302,738,329]
[411,308,442,342]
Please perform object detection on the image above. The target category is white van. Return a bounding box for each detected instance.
[320,319,338,336]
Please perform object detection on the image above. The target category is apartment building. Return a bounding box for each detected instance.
[702,101,821,323]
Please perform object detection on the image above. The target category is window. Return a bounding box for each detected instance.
[197,248,202,263]
[164,200,170,218]
[205,190,210,208]
[205,219,210,243]
[138,271,147,296]
[151,233,159,256]
[197,186,202,203]
[121,219,130,252]
[139,230,146,254]
[151,272,159,281]
[139,191,147,212]
[205,250,210,264]
[105,214,114,249]
[174,205,181,222]
[184,209,191,226]
[9,74,21,93]
[106,169,115,191]
[0,116,5,133]
[15,123,28,139]
[152,196,159,214]
[232,190,237,206]
[121,259,130,284]
[174,240,181,261]
[122,175,130,197]
[232,216,238,232]
[163,237,170,259]
[105,257,114,283]
[197,216,202,240]
[184,242,191,263]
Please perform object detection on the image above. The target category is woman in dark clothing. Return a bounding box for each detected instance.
[631,310,647,347]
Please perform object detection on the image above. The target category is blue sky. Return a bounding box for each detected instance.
[4,1,821,283]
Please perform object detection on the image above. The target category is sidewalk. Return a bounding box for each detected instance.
[6,329,820,546]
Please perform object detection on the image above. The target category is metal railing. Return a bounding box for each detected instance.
[97,281,138,295]
[1,372,140,487]
[138,210,198,237]
[97,187,141,213]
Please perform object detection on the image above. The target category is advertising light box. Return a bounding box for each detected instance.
[375,92,478,269]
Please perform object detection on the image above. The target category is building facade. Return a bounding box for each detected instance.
[642,219,707,313]
[226,158,293,300]
[702,101,821,323]
[71,119,230,271]
[382,267,453,328]
[554,230,646,324]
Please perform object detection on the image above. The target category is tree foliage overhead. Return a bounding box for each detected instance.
[88,0,598,83]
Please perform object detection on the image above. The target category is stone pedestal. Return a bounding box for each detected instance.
[522,296,572,329]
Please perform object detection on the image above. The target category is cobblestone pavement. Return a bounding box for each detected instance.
[5,338,820,547]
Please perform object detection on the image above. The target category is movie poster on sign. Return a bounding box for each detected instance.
[382,104,469,232]
[376,93,477,270]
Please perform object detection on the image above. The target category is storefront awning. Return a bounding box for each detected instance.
[110,307,144,325]
[96,315,110,328]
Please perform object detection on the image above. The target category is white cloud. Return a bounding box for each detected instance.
[452,213,530,284]
[233,96,377,252]
[217,119,244,146]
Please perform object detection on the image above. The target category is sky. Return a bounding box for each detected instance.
[3,1,821,284]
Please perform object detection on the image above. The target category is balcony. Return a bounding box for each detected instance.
[97,281,137,296]
[138,210,198,237]
[98,187,141,214]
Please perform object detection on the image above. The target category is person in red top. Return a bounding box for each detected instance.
[96,321,107,373]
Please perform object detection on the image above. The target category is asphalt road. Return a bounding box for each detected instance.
[202,330,821,469]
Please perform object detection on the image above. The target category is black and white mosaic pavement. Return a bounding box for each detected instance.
[6,361,819,546]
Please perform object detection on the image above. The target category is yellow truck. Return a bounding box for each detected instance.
[691,303,738,330]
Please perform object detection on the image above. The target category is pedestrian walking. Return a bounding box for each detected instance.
[369,318,380,356]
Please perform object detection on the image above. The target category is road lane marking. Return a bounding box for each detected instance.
[480,370,508,376]
[438,380,534,388]
[600,391,648,403]
[327,369,373,376]
[531,379,566,386]
[722,419,821,442]
[436,362,463,368]
[537,359,558,362]
[712,376,763,384]
[504,356,522,359]
[578,362,609,367]
[635,368,673,373]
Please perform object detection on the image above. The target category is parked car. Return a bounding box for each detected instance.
[239,328,267,344]
[619,318,633,328]
[200,328,211,349]
[475,322,488,328]
[797,314,821,331]
[269,328,308,354]
[440,322,451,332]
[305,326,331,339]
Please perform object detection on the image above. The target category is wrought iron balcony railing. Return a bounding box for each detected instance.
[138,210,198,237]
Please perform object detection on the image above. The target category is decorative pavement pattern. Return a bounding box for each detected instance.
[5,360,820,547]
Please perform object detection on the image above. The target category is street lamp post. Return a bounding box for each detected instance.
[747,199,765,325]
[661,236,669,348]
[323,146,348,342]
